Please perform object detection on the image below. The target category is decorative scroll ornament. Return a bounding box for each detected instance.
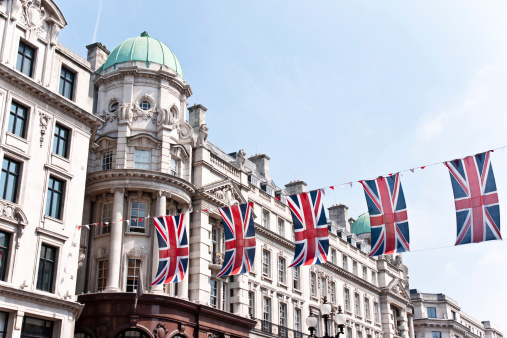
[39,112,50,147]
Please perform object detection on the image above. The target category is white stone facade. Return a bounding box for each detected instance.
[410,291,503,338]
[0,0,101,337]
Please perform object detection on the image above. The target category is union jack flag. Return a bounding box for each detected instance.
[445,151,502,245]
[288,190,328,267]
[217,202,256,277]
[151,214,188,285]
[360,173,410,257]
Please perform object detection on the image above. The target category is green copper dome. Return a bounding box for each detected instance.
[350,213,371,235]
[101,32,183,77]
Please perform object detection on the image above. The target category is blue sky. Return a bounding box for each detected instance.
[58,0,507,327]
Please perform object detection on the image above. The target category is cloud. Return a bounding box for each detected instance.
[92,0,103,43]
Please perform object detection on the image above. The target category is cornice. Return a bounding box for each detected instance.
[0,64,102,130]
[86,169,195,195]
[0,283,83,314]
[413,318,482,338]
[94,66,192,97]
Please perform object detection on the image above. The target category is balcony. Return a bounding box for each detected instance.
[251,319,308,338]
[209,252,224,270]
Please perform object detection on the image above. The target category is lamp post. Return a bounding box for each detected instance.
[306,297,347,338]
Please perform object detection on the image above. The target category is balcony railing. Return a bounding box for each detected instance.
[251,319,308,338]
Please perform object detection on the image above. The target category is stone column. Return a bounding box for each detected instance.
[105,188,124,292]
[408,314,415,338]
[177,204,190,300]
[150,191,167,293]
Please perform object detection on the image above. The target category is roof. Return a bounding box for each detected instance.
[350,213,371,235]
[100,32,183,77]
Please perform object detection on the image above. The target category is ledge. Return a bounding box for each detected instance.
[36,227,69,242]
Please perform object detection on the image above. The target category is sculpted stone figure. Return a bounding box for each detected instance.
[196,124,208,147]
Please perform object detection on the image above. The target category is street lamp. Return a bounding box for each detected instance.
[306,297,347,338]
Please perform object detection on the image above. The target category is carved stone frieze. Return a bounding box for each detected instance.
[39,112,50,147]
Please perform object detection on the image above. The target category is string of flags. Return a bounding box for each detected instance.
[77,146,506,285]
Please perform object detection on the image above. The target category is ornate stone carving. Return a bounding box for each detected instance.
[49,23,60,46]
[178,121,193,140]
[133,108,157,123]
[154,323,168,338]
[118,103,133,122]
[211,185,240,205]
[157,105,180,127]
[178,322,186,333]
[95,320,112,338]
[18,0,47,38]
[39,112,50,147]
[235,149,246,170]
[196,124,208,147]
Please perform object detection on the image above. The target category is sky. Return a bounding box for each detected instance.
[57,0,507,328]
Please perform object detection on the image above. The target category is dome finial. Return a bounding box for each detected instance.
[141,31,150,37]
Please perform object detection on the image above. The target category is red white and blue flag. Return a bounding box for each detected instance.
[217,202,256,277]
[288,190,328,267]
[151,214,189,285]
[445,151,502,245]
[360,174,410,257]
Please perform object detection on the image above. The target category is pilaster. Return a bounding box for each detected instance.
[105,188,125,292]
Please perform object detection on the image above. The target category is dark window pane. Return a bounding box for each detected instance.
[21,316,54,338]
[36,244,57,293]
[16,42,35,77]
[1,157,20,203]
[59,67,75,100]
[8,102,28,138]
[52,124,70,158]
[45,176,64,219]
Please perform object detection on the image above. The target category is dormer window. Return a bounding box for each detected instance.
[139,100,151,111]
[249,175,259,187]
[266,186,274,196]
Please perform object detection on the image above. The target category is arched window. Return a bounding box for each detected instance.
[74,332,92,338]
[115,329,150,338]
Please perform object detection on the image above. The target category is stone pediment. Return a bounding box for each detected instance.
[202,180,246,207]
[386,278,411,302]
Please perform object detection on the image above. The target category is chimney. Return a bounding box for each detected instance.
[188,103,208,134]
[284,180,307,195]
[249,154,271,180]
[328,204,350,231]
[86,42,110,71]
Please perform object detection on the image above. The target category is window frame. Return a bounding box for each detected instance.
[134,149,151,170]
[427,307,437,319]
[170,157,180,177]
[279,302,287,327]
[210,278,218,308]
[293,265,300,290]
[125,257,141,292]
[263,296,271,322]
[101,151,113,171]
[278,256,286,285]
[97,259,108,292]
[59,65,76,100]
[0,231,11,282]
[355,293,361,315]
[294,308,301,332]
[99,202,113,235]
[45,175,65,220]
[262,249,271,278]
[52,123,71,159]
[1,156,21,203]
[344,288,350,311]
[36,243,58,293]
[8,101,29,139]
[365,297,370,320]
[129,200,148,233]
[21,316,54,338]
[16,40,35,78]
[310,272,316,297]
[277,218,284,236]
[262,210,269,228]
[248,291,255,318]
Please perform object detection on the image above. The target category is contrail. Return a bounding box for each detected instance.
[92,0,103,43]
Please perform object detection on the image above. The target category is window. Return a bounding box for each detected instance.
[372,272,377,286]
[1,157,20,203]
[355,293,361,315]
[358,332,362,338]
[343,255,348,270]
[262,250,270,277]
[278,257,286,284]
[363,267,368,280]
[310,272,316,296]
[21,317,53,338]
[331,249,336,264]
[294,308,301,331]
[432,333,442,338]
[331,282,336,303]
[427,307,437,318]
[346,328,352,338]
[262,211,269,228]
[263,297,271,321]
[8,101,28,138]
[452,311,457,320]
[365,298,370,319]
[210,279,218,307]
[279,303,287,326]
[170,158,180,176]
[353,261,358,275]
[59,66,75,100]
[53,124,70,158]
[222,283,227,311]
[139,100,151,111]
[277,219,284,236]
[102,151,113,170]
[248,292,255,318]
[266,186,274,196]
[16,41,35,77]
[126,258,140,292]
[129,201,146,233]
[344,289,350,311]
[374,302,379,322]
[115,330,149,338]
[320,278,327,298]
[97,260,108,292]
[0,311,8,338]
[45,176,64,219]
[249,175,259,187]
[101,203,113,234]
[134,149,150,170]
[293,266,300,289]
[36,244,57,292]
[0,231,10,281]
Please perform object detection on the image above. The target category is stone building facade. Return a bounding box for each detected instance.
[0,0,101,337]
[410,291,502,338]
